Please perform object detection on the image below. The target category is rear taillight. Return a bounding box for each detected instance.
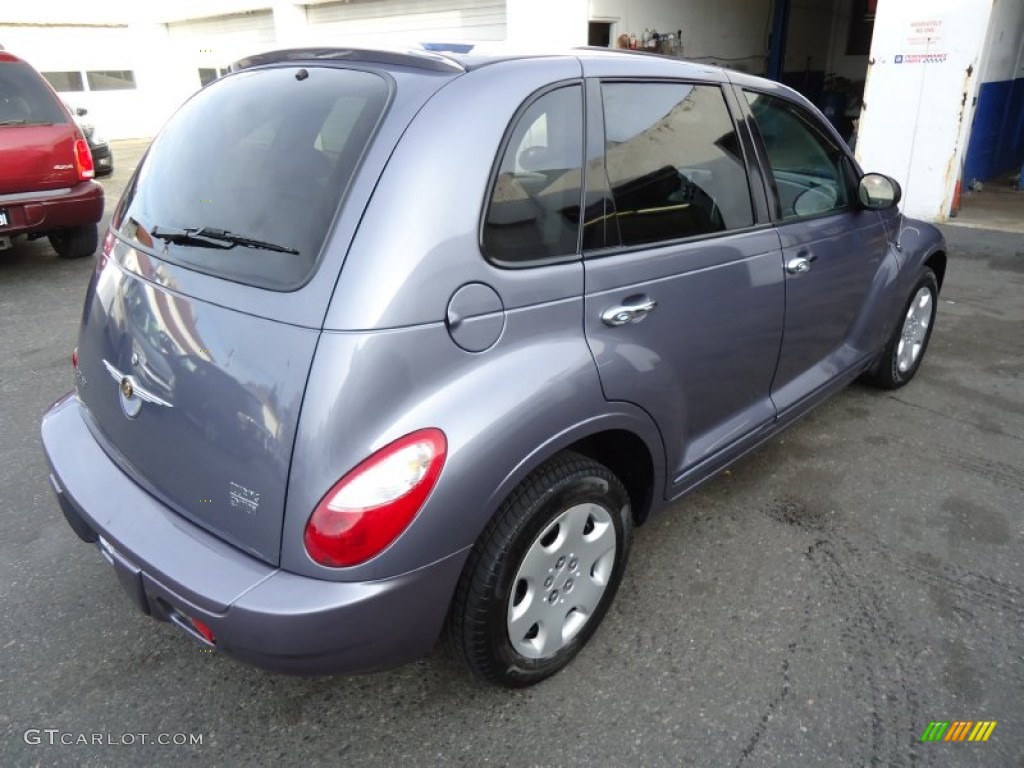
[191,617,216,645]
[304,429,447,567]
[71,347,78,369]
[73,138,95,181]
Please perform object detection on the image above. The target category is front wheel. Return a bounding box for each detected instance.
[448,452,632,687]
[865,268,938,390]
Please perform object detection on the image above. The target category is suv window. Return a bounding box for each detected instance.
[114,67,389,290]
[600,82,753,248]
[482,85,584,265]
[743,91,851,220]
[0,61,68,125]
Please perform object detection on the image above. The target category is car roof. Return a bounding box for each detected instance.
[229,44,733,81]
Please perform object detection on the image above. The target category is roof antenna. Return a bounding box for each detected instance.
[895,37,933,251]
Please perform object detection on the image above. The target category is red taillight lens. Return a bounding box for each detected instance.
[73,138,95,181]
[71,347,78,369]
[304,429,447,567]
[191,617,216,644]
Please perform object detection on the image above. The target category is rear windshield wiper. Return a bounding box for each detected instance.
[150,226,299,255]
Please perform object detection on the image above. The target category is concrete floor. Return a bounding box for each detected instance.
[948,174,1024,234]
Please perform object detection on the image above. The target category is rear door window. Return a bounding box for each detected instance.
[115,66,390,290]
[0,61,68,125]
[600,82,753,248]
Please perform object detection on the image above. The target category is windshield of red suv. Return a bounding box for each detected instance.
[113,65,390,291]
[0,60,68,126]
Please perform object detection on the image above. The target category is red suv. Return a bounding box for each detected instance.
[0,51,103,259]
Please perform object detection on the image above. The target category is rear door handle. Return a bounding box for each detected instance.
[601,296,657,327]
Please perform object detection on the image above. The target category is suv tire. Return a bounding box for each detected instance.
[49,225,98,259]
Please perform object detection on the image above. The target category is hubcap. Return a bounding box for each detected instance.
[507,503,617,659]
[896,286,933,373]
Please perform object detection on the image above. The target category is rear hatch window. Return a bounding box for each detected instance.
[114,66,390,290]
[0,60,68,126]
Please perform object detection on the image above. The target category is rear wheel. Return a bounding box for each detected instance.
[49,224,98,259]
[865,268,938,389]
[448,452,632,687]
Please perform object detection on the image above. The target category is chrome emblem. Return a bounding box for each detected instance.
[103,359,172,419]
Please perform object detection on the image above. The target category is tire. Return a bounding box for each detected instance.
[448,452,633,687]
[864,268,938,390]
[48,224,98,259]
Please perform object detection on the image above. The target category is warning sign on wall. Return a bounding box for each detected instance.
[905,19,943,47]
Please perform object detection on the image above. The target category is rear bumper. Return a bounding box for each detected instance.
[41,393,468,675]
[0,181,103,237]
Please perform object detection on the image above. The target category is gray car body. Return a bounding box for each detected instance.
[41,48,946,674]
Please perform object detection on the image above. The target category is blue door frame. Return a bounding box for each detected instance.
[767,0,791,82]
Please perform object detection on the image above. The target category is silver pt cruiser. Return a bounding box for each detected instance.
[42,46,945,686]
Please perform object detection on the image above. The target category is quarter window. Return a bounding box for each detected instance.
[600,82,753,248]
[744,91,852,220]
[483,85,584,265]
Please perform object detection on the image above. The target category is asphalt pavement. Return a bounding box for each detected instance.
[1,141,1022,767]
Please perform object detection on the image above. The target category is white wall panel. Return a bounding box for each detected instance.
[306,0,506,42]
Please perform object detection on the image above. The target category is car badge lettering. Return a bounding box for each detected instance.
[229,482,260,515]
[103,359,172,419]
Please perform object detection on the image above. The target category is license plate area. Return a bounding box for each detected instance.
[0,207,9,228]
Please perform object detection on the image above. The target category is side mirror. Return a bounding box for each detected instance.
[75,107,88,117]
[858,173,901,210]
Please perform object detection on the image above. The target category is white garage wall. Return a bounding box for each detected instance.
[305,0,507,42]
[977,0,1024,83]
[166,10,278,77]
[0,23,184,139]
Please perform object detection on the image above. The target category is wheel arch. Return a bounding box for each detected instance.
[482,409,667,536]
[563,429,657,526]
[925,249,947,291]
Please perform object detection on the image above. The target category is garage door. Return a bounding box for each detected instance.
[307,0,506,42]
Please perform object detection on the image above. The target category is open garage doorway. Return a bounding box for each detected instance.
[588,0,875,147]
[771,0,876,147]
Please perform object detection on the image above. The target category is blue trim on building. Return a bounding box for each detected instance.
[964,77,1024,182]
[767,0,790,81]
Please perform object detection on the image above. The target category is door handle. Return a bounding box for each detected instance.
[785,254,817,275]
[601,297,657,327]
